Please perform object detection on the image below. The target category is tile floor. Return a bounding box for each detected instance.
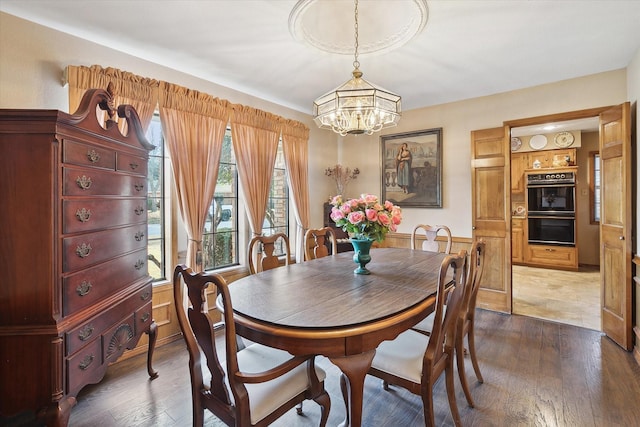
[512,264,601,331]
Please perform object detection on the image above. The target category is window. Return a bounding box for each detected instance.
[589,151,600,224]
[203,128,239,270]
[262,140,289,255]
[145,115,166,281]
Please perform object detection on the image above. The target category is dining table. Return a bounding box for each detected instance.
[223,247,448,427]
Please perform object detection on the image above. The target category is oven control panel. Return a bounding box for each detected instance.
[527,172,575,185]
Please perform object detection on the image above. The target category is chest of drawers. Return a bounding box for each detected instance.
[0,88,158,426]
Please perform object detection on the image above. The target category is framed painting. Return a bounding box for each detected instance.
[381,128,443,208]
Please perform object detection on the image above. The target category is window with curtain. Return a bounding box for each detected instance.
[262,139,289,255]
[145,114,166,281]
[203,128,239,270]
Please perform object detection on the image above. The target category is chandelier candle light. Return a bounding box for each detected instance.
[312,0,402,136]
[329,194,402,274]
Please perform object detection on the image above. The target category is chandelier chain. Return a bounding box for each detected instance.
[353,0,360,70]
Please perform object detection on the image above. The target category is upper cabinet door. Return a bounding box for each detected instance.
[599,102,632,350]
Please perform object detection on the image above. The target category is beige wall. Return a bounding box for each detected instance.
[0,12,338,232]
[340,71,628,240]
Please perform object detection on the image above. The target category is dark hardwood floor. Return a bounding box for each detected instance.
[67,310,640,427]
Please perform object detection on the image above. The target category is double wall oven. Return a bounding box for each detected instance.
[526,171,576,246]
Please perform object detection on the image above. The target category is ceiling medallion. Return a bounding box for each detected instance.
[289,0,429,55]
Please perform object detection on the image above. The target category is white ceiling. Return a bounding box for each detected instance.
[2,0,640,118]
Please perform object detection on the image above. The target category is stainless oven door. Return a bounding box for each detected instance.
[527,184,575,215]
[527,216,575,246]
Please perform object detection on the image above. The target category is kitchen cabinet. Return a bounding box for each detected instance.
[511,152,528,194]
[526,148,576,169]
[526,244,578,270]
[511,217,525,263]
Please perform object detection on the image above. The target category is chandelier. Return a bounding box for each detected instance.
[312,0,402,136]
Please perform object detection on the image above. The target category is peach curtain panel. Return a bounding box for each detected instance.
[281,119,311,259]
[65,65,159,133]
[159,82,231,271]
[230,105,281,236]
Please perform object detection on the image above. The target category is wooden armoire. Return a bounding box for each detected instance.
[0,88,158,426]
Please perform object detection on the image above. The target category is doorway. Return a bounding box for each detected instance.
[510,117,601,331]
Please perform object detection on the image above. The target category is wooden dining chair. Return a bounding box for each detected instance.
[172,265,331,427]
[364,251,467,427]
[304,227,338,261]
[248,232,291,274]
[411,239,486,407]
[411,224,452,254]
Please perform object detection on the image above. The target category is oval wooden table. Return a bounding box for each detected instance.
[224,248,447,427]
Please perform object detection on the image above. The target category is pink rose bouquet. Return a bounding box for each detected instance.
[329,194,402,242]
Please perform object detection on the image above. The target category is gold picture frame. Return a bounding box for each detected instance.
[381,128,443,208]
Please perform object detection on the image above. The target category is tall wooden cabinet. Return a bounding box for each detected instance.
[0,89,158,426]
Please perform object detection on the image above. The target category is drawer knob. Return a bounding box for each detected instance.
[545,248,555,252]
[129,162,139,170]
[134,231,145,242]
[135,206,145,215]
[135,259,145,270]
[140,290,151,301]
[78,324,94,341]
[134,183,144,192]
[76,243,92,258]
[76,281,92,296]
[141,312,150,322]
[75,208,92,223]
[86,149,100,163]
[78,354,94,370]
[76,175,92,190]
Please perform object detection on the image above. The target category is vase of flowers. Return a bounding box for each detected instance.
[329,194,402,274]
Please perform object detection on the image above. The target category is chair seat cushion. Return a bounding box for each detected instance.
[371,329,429,383]
[229,344,326,424]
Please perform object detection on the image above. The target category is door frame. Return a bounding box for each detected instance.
[503,105,614,311]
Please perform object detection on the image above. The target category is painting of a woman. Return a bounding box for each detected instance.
[381,128,442,208]
[396,142,412,193]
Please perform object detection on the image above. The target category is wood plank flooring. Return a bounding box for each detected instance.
[512,265,600,331]
[64,309,640,427]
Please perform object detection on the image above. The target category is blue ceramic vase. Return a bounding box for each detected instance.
[350,238,373,275]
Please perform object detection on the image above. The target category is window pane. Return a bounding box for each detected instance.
[203,129,239,270]
[262,140,289,256]
[145,116,165,281]
[594,154,600,222]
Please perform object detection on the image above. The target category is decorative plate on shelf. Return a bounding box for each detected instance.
[529,134,547,150]
[554,131,575,148]
[511,137,522,152]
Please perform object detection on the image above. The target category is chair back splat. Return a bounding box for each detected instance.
[304,227,338,261]
[248,232,291,274]
[411,224,452,253]
[455,239,487,407]
[173,265,330,426]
